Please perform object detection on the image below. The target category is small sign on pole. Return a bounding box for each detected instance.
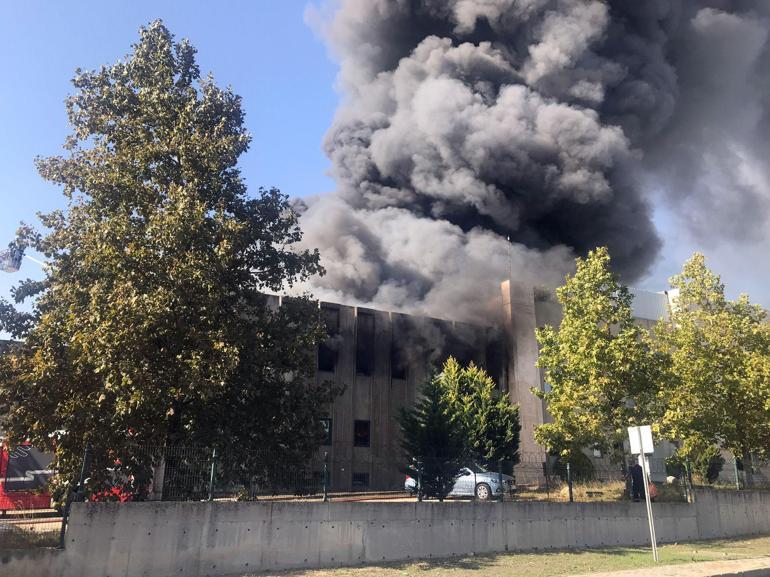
[628,425,659,563]
[628,425,654,455]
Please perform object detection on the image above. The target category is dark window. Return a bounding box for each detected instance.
[353,420,370,447]
[445,328,474,368]
[356,311,375,376]
[484,337,506,391]
[320,418,332,446]
[318,306,339,372]
[390,315,407,380]
[352,472,370,489]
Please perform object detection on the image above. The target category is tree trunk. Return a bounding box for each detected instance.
[742,449,754,489]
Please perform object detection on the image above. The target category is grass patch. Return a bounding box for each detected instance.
[0,523,59,549]
[248,536,770,577]
[515,481,686,503]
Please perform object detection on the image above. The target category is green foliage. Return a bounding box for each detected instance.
[664,454,686,479]
[398,376,466,501]
[0,21,335,500]
[694,446,725,485]
[534,247,665,461]
[438,357,520,467]
[552,452,596,482]
[666,445,725,485]
[398,358,519,498]
[655,254,770,483]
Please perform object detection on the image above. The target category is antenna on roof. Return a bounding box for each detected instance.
[507,236,512,282]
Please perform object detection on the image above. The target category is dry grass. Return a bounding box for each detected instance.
[248,536,770,577]
[0,517,61,549]
[514,480,686,503]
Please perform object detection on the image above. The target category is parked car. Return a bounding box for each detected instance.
[405,465,514,500]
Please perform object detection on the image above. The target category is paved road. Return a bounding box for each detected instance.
[571,557,770,577]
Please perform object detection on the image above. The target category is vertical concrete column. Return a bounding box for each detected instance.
[501,280,546,481]
[330,304,356,491]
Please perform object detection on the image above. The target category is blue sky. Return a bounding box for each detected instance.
[0,0,337,318]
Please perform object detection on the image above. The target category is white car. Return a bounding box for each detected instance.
[405,465,514,500]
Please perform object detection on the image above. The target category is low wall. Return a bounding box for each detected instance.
[3,489,769,577]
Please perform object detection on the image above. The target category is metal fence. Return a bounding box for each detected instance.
[2,443,769,551]
[67,445,770,504]
[62,446,707,504]
[0,454,60,550]
[0,507,61,550]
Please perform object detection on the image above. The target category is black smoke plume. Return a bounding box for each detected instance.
[296,1,770,320]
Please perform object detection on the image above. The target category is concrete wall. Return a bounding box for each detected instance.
[502,280,546,480]
[4,489,769,577]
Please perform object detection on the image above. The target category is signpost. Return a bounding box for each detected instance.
[628,425,659,562]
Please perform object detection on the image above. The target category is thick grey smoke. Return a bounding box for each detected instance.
[297,1,770,320]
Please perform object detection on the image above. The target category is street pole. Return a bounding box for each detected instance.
[417,460,423,502]
[636,427,659,563]
[733,456,741,491]
[208,448,217,502]
[323,452,329,503]
[566,462,573,502]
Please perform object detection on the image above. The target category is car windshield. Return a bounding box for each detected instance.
[466,464,489,474]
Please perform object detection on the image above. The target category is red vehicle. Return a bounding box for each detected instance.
[0,441,53,511]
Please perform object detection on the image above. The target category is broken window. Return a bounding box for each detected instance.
[318,305,339,372]
[356,311,375,376]
[484,336,507,391]
[320,417,332,446]
[353,420,370,447]
[390,315,408,380]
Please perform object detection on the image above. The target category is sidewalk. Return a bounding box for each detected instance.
[571,557,770,577]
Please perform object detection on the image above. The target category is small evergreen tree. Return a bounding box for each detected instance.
[398,377,466,501]
[438,358,520,471]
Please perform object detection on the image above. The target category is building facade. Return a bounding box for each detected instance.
[299,281,675,492]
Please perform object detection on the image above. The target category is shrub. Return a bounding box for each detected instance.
[667,445,725,485]
[693,446,725,484]
[552,452,596,482]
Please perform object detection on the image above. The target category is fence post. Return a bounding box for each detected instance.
[685,457,695,503]
[208,448,218,502]
[621,456,631,500]
[76,442,92,500]
[59,443,91,549]
[498,460,504,500]
[323,452,329,503]
[566,462,574,502]
[417,460,423,502]
[733,456,741,491]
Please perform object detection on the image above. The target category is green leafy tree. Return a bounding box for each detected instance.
[0,21,336,500]
[655,254,770,487]
[398,376,466,501]
[534,247,665,461]
[438,357,520,470]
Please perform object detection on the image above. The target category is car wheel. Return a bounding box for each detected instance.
[475,483,491,501]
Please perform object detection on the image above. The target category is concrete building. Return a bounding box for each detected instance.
[300,281,675,491]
